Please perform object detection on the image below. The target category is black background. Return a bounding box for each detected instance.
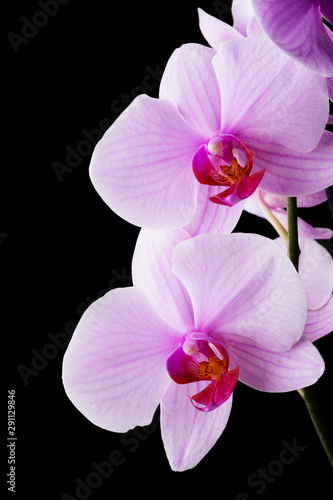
[3,1,333,499]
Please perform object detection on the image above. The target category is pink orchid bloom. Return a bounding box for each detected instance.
[89,37,330,230]
[297,237,333,342]
[198,2,333,98]
[62,231,324,471]
[245,191,333,341]
[251,0,333,77]
[277,236,333,343]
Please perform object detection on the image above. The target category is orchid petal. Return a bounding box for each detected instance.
[198,8,243,51]
[190,367,239,412]
[248,131,333,197]
[192,144,219,186]
[324,28,333,98]
[166,344,201,385]
[304,295,333,342]
[210,168,265,206]
[226,335,324,392]
[213,367,239,405]
[62,287,181,433]
[275,236,333,310]
[184,183,244,237]
[246,15,265,37]
[238,168,266,198]
[132,228,193,332]
[299,238,333,310]
[231,0,256,35]
[90,95,204,229]
[293,220,333,240]
[262,190,328,209]
[172,234,307,352]
[209,183,243,207]
[252,0,333,76]
[213,37,328,153]
[159,43,220,138]
[190,381,216,408]
[161,381,232,471]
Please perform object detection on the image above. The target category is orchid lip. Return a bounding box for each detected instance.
[166,333,239,412]
[192,134,265,207]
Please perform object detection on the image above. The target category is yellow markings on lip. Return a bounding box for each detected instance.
[187,354,227,381]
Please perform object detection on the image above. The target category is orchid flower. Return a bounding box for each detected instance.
[277,233,333,343]
[245,191,333,342]
[198,2,333,99]
[62,231,324,471]
[89,37,330,231]
[284,235,333,343]
[291,237,333,343]
[251,0,333,77]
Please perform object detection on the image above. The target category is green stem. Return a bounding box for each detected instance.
[298,387,333,467]
[286,196,333,468]
[286,197,300,271]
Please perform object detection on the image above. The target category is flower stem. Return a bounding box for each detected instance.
[286,196,333,468]
[255,190,288,245]
[298,387,333,467]
[286,197,300,271]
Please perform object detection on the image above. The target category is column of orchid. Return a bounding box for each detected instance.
[62,0,333,471]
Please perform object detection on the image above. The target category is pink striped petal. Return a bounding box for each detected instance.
[252,0,333,76]
[248,131,333,197]
[262,190,328,208]
[132,228,193,332]
[198,8,243,50]
[226,335,325,392]
[184,184,244,237]
[214,37,328,153]
[293,221,333,240]
[89,95,204,229]
[275,236,333,310]
[172,233,307,352]
[304,295,333,342]
[231,0,256,35]
[299,238,333,310]
[159,43,220,138]
[161,381,232,471]
[62,288,181,432]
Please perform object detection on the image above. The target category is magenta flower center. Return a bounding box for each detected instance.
[192,134,265,207]
[167,334,239,412]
